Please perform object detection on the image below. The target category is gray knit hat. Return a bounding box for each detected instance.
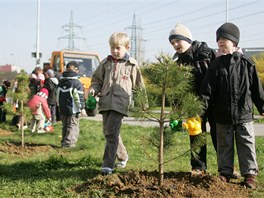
[169,23,193,44]
[216,22,240,45]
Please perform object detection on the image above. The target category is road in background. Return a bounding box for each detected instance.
[81,114,264,137]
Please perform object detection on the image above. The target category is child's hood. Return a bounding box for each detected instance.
[50,77,59,85]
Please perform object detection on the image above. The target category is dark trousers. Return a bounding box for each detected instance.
[0,107,6,123]
[190,114,216,171]
[49,104,56,123]
[102,110,126,169]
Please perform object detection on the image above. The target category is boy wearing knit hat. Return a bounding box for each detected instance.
[169,23,217,176]
[27,88,51,133]
[201,22,264,189]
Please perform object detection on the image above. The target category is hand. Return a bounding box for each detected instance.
[89,88,95,96]
[81,109,86,116]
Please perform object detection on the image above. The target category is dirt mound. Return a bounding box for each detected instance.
[0,142,53,156]
[74,170,251,197]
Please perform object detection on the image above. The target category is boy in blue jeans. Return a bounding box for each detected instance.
[89,32,146,175]
[201,22,264,189]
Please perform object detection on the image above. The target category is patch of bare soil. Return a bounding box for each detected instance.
[0,141,53,156]
[0,128,55,156]
[74,171,251,198]
[0,128,13,136]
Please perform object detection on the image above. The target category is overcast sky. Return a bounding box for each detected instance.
[0,0,263,73]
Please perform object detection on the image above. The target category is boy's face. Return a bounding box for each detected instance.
[217,37,236,55]
[170,39,191,54]
[110,45,129,59]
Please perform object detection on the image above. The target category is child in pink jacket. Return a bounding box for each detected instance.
[28,88,51,133]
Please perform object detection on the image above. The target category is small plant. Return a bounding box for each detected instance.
[134,53,203,185]
[9,70,31,147]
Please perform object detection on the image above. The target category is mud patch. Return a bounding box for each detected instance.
[74,170,251,197]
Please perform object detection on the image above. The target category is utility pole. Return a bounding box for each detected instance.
[226,0,229,22]
[58,11,85,51]
[126,14,145,65]
[36,0,40,66]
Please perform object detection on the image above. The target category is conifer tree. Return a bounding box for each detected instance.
[134,54,204,185]
[7,70,31,147]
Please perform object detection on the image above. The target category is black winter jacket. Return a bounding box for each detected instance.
[201,52,264,124]
[173,40,216,95]
[44,77,58,105]
[57,70,85,116]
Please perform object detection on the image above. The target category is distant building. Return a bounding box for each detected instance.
[0,64,21,73]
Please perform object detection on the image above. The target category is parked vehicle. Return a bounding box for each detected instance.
[50,50,100,116]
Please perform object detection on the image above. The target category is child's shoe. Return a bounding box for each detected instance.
[101,167,113,175]
[244,174,256,189]
[37,129,46,134]
[230,169,241,179]
[191,169,206,176]
[230,166,241,179]
[116,155,129,168]
[219,174,231,182]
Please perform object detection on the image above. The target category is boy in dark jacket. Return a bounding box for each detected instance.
[168,23,216,175]
[57,61,85,148]
[201,22,264,189]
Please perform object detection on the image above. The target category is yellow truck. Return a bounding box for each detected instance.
[50,50,100,116]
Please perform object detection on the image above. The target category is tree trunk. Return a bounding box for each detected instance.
[21,100,24,148]
[158,90,166,186]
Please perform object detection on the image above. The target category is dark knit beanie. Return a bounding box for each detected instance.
[169,23,192,44]
[216,22,240,45]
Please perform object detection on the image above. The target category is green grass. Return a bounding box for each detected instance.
[0,117,263,197]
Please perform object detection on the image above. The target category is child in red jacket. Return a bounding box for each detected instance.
[28,88,51,133]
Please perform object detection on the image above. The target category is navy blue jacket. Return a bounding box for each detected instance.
[201,52,264,124]
[57,70,85,116]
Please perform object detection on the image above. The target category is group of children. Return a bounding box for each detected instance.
[167,22,263,190]
[27,61,85,148]
[0,20,262,190]
[87,21,264,190]
[27,66,59,133]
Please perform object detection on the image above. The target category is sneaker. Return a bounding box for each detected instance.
[191,169,205,176]
[116,155,129,168]
[37,130,46,134]
[61,143,76,148]
[219,174,231,182]
[101,167,113,175]
[244,174,257,189]
[230,169,241,179]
